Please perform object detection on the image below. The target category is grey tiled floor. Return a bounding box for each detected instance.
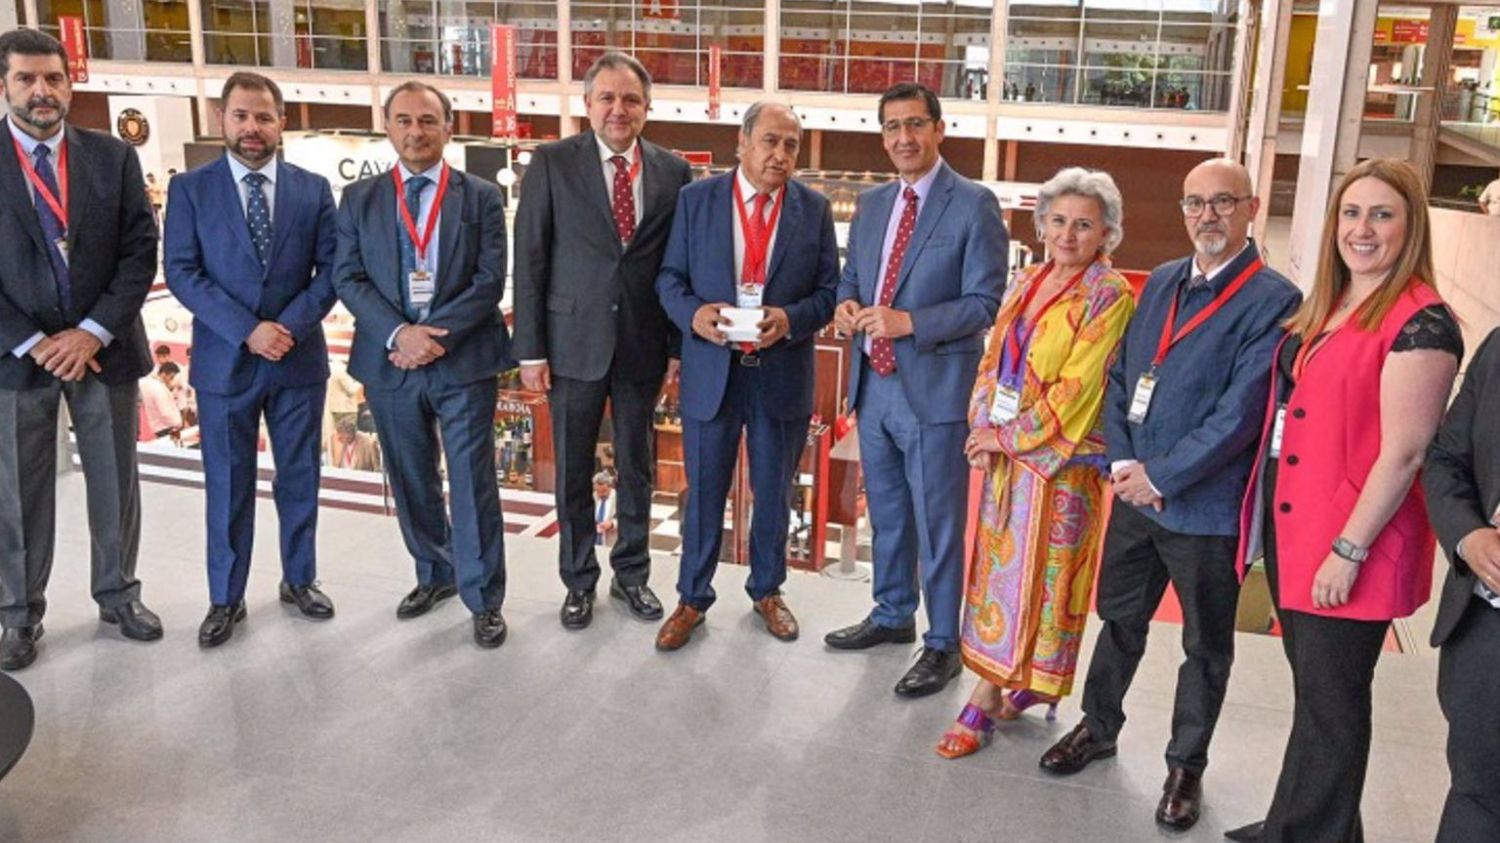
[0,477,1446,842]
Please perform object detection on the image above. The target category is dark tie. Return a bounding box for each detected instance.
[397,174,430,320]
[610,155,636,243]
[31,145,72,313]
[1188,273,1209,291]
[243,172,272,267]
[871,187,919,377]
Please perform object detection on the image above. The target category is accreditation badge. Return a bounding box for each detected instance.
[1127,373,1157,425]
[1268,404,1287,459]
[408,268,435,309]
[737,282,763,309]
[989,386,1021,425]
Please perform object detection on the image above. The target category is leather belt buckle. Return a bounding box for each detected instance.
[737,351,761,367]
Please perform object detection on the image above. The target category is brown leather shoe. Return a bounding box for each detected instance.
[655,603,705,651]
[1038,723,1117,775]
[753,593,799,641]
[1155,768,1203,830]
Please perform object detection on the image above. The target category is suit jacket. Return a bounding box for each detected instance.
[1425,327,1500,646]
[164,156,338,395]
[1103,243,1301,536]
[655,172,838,422]
[511,132,692,382]
[0,120,157,389]
[332,164,513,391]
[837,161,1008,425]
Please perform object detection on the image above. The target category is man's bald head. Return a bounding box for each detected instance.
[1181,158,1259,270]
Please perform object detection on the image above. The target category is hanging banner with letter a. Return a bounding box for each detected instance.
[59,17,89,83]
[491,24,518,140]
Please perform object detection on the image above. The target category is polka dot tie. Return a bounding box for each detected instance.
[871,186,919,377]
[610,155,636,243]
[243,172,272,267]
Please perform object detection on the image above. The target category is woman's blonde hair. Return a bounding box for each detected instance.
[1286,158,1437,338]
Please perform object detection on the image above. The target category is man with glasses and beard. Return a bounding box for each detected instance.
[0,28,161,670]
[164,71,340,648]
[1038,159,1301,831]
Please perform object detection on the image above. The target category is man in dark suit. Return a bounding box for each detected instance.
[0,29,162,671]
[824,83,1008,698]
[653,101,837,651]
[164,71,339,648]
[512,52,691,631]
[332,81,513,649]
[1425,327,1500,843]
[1039,160,1301,831]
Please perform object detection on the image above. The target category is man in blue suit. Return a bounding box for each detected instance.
[333,81,512,649]
[653,101,838,651]
[165,72,339,647]
[824,83,1009,698]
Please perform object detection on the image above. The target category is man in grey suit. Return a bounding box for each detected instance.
[332,81,513,649]
[0,29,163,671]
[512,52,692,630]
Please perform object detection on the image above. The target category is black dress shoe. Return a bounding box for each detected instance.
[824,617,917,650]
[1156,768,1203,830]
[609,580,663,621]
[280,582,335,619]
[894,646,962,697]
[99,600,164,641]
[473,609,507,648]
[1224,820,1264,842]
[560,589,595,629]
[1039,723,1118,775]
[0,624,43,671]
[198,603,247,648]
[396,584,457,619]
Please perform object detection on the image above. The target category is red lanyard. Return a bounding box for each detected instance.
[392,162,449,264]
[13,136,69,230]
[1152,259,1263,370]
[732,172,785,287]
[1001,262,1087,386]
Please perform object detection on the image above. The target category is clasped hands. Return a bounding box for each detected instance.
[833,300,912,341]
[1112,462,1164,512]
[28,328,103,382]
[389,324,449,370]
[691,303,790,349]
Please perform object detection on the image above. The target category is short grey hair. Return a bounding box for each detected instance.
[583,52,652,102]
[741,101,802,139]
[1034,167,1125,256]
[592,471,615,486]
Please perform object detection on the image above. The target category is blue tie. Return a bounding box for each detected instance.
[596,498,608,546]
[397,174,430,321]
[31,145,72,314]
[244,172,272,267]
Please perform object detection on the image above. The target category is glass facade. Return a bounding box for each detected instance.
[200,0,367,70]
[38,0,193,63]
[570,0,762,89]
[380,1,559,79]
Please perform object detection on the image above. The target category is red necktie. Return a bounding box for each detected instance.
[610,155,636,243]
[871,187,919,376]
[740,192,771,354]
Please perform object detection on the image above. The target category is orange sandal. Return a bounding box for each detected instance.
[995,689,1059,722]
[936,703,997,759]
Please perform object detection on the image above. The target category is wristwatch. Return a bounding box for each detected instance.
[1331,537,1369,563]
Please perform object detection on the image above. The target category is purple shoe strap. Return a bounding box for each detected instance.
[957,703,995,734]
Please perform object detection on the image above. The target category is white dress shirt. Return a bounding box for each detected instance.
[226,153,278,223]
[387,159,446,349]
[864,157,942,356]
[731,166,783,308]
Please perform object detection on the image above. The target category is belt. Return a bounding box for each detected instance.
[732,350,761,367]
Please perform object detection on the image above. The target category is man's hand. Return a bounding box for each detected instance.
[246,321,295,362]
[757,307,791,348]
[665,357,681,385]
[853,306,913,341]
[833,300,862,336]
[1113,463,1163,511]
[692,303,731,346]
[388,324,449,370]
[1311,553,1360,609]
[520,361,551,392]
[31,329,103,382]
[1460,527,1500,593]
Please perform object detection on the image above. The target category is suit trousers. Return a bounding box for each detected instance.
[1080,503,1240,775]
[196,374,324,606]
[677,360,808,611]
[0,376,142,628]
[1437,595,1500,843]
[549,366,663,593]
[366,372,506,614]
[1256,539,1387,843]
[855,365,970,652]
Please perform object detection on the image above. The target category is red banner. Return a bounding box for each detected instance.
[707,43,722,121]
[490,24,518,140]
[59,17,88,83]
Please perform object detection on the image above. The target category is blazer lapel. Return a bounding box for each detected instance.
[765,182,801,288]
[62,125,94,254]
[213,157,263,269]
[716,174,738,300]
[861,183,898,303]
[262,158,296,275]
[436,167,464,299]
[577,132,624,256]
[0,121,52,258]
[371,172,402,303]
[632,140,674,245]
[893,164,954,294]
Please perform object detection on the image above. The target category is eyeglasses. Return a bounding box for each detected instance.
[1180,194,1250,217]
[881,117,934,135]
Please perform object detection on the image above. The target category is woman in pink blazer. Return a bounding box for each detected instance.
[1226,158,1461,843]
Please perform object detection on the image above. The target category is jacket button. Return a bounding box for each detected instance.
[1285,455,1298,466]
[1291,408,1306,419]
[611,305,619,313]
[1278,502,1291,513]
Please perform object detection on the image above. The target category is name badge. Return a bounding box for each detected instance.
[1127,373,1157,424]
[989,386,1021,425]
[1268,404,1287,459]
[54,238,69,268]
[408,269,435,309]
[737,282,763,309]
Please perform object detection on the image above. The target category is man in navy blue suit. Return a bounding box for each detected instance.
[333,81,513,649]
[824,83,1008,698]
[653,101,838,651]
[165,72,339,647]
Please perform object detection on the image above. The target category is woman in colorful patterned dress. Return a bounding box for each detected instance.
[937,167,1137,759]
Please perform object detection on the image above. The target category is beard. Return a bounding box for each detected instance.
[13,95,67,132]
[230,134,276,164]
[1193,228,1228,258]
